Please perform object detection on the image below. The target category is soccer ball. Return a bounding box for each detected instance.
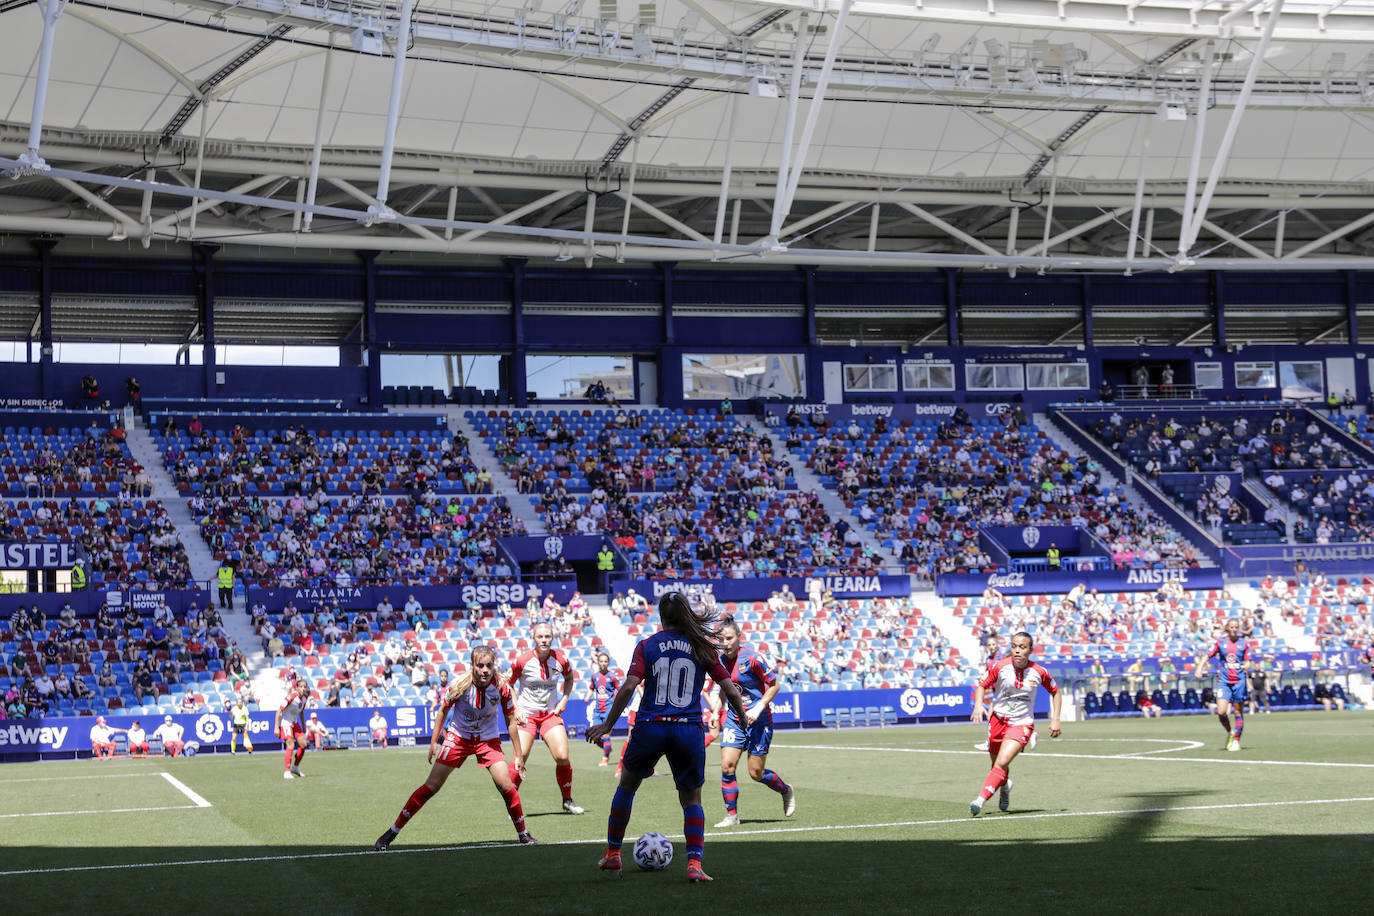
[632,832,673,870]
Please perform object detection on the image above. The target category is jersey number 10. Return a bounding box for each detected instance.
[651,656,695,707]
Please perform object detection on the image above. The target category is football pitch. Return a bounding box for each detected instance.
[2,711,1370,913]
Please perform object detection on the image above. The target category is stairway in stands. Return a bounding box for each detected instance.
[124,415,291,683]
[1037,412,1219,568]
[445,406,547,535]
[123,417,218,588]
[743,416,897,569]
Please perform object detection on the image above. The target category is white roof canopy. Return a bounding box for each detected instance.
[2,0,1374,269]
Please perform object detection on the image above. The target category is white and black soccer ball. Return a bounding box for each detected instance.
[632,832,673,871]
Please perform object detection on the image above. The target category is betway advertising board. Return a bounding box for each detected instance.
[764,402,1018,423]
[613,574,911,603]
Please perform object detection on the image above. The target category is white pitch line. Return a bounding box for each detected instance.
[159,772,213,808]
[2,795,1371,877]
[778,743,1374,768]
[0,773,167,785]
[0,805,199,820]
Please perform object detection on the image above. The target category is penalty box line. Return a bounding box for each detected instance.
[3,795,1372,877]
[0,772,212,819]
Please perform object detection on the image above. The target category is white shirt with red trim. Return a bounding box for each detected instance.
[279,686,306,722]
[979,658,1058,726]
[510,649,572,714]
[445,680,514,741]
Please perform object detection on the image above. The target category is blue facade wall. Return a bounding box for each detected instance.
[1,254,1372,408]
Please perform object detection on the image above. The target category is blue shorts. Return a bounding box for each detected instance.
[591,708,614,727]
[720,717,773,756]
[1216,681,1248,704]
[621,720,705,791]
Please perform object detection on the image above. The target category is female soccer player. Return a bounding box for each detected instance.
[1196,617,1252,751]
[274,670,309,779]
[509,622,583,813]
[586,650,621,766]
[375,645,537,849]
[585,592,750,883]
[969,631,1061,816]
[713,617,795,827]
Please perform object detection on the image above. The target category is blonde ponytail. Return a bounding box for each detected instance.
[446,645,499,705]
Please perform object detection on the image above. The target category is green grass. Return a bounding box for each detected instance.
[3,711,1371,913]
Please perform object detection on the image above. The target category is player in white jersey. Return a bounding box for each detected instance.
[509,622,583,814]
[274,670,309,779]
[968,632,1061,816]
[375,645,537,849]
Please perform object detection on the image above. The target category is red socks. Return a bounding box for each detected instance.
[508,761,524,787]
[978,766,1008,803]
[556,763,573,802]
[499,783,527,833]
[394,784,436,832]
[294,746,306,766]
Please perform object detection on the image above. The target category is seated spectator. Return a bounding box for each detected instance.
[369,709,389,747]
[305,712,330,750]
[96,661,118,689]
[57,602,80,632]
[152,715,184,756]
[1313,681,1345,711]
[126,720,150,757]
[1136,691,1162,719]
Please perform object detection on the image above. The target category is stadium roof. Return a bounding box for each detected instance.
[3,0,1374,271]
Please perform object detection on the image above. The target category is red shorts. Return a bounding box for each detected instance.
[517,710,566,738]
[282,721,304,740]
[987,715,1034,752]
[436,733,506,769]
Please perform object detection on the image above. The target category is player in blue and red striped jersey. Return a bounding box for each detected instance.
[586,650,621,766]
[713,617,795,827]
[1196,618,1253,752]
[585,592,749,884]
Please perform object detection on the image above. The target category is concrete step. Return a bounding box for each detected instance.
[587,598,635,669]
[907,585,983,669]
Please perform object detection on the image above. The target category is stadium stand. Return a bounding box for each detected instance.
[192,492,525,587]
[778,409,1199,579]
[0,498,193,589]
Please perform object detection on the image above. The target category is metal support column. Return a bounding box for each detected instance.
[1346,270,1360,347]
[944,268,960,347]
[33,237,57,398]
[800,266,817,346]
[777,0,854,225]
[1212,271,1227,349]
[18,0,67,173]
[1181,0,1285,255]
[712,93,739,253]
[508,257,527,407]
[195,243,220,397]
[371,0,416,220]
[1178,40,1215,259]
[767,13,809,244]
[660,262,675,345]
[1082,275,1094,348]
[1125,116,1153,273]
[304,41,335,232]
[359,251,381,407]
